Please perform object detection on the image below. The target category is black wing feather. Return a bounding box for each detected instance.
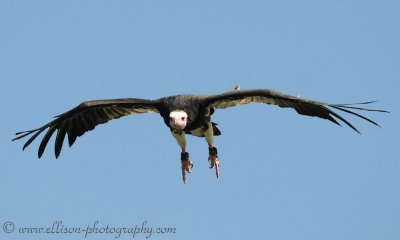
[22,127,47,150]
[55,122,68,158]
[38,126,57,158]
[67,117,79,147]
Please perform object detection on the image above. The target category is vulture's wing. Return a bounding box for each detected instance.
[203,89,387,132]
[13,98,160,158]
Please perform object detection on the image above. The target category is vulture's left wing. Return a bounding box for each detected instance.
[13,98,160,158]
[203,89,387,132]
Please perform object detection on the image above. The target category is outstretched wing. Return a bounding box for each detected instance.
[13,98,160,158]
[203,89,387,132]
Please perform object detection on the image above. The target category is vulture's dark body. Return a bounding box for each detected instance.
[157,94,219,136]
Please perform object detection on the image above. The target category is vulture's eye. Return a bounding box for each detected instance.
[169,117,172,121]
[181,117,185,121]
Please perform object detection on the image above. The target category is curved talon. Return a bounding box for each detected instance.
[181,160,193,184]
[208,155,219,179]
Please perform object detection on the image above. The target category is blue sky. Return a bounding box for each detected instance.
[1,0,399,239]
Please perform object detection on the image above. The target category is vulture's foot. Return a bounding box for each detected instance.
[181,152,193,184]
[208,147,219,179]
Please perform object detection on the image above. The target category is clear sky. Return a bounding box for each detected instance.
[1,1,399,239]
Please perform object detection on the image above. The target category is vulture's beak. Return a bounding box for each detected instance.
[171,121,185,131]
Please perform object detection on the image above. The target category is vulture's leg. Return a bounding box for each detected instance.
[204,122,219,178]
[171,130,193,184]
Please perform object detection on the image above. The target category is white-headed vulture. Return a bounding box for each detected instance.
[13,86,387,183]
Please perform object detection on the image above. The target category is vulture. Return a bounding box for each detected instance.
[13,86,387,183]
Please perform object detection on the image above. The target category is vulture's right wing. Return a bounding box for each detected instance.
[13,98,161,158]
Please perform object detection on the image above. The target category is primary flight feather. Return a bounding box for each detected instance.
[13,87,387,183]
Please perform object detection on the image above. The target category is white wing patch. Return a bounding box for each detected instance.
[96,106,158,119]
[211,96,278,109]
[125,107,159,114]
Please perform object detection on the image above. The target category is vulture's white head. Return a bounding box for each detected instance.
[169,110,188,131]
